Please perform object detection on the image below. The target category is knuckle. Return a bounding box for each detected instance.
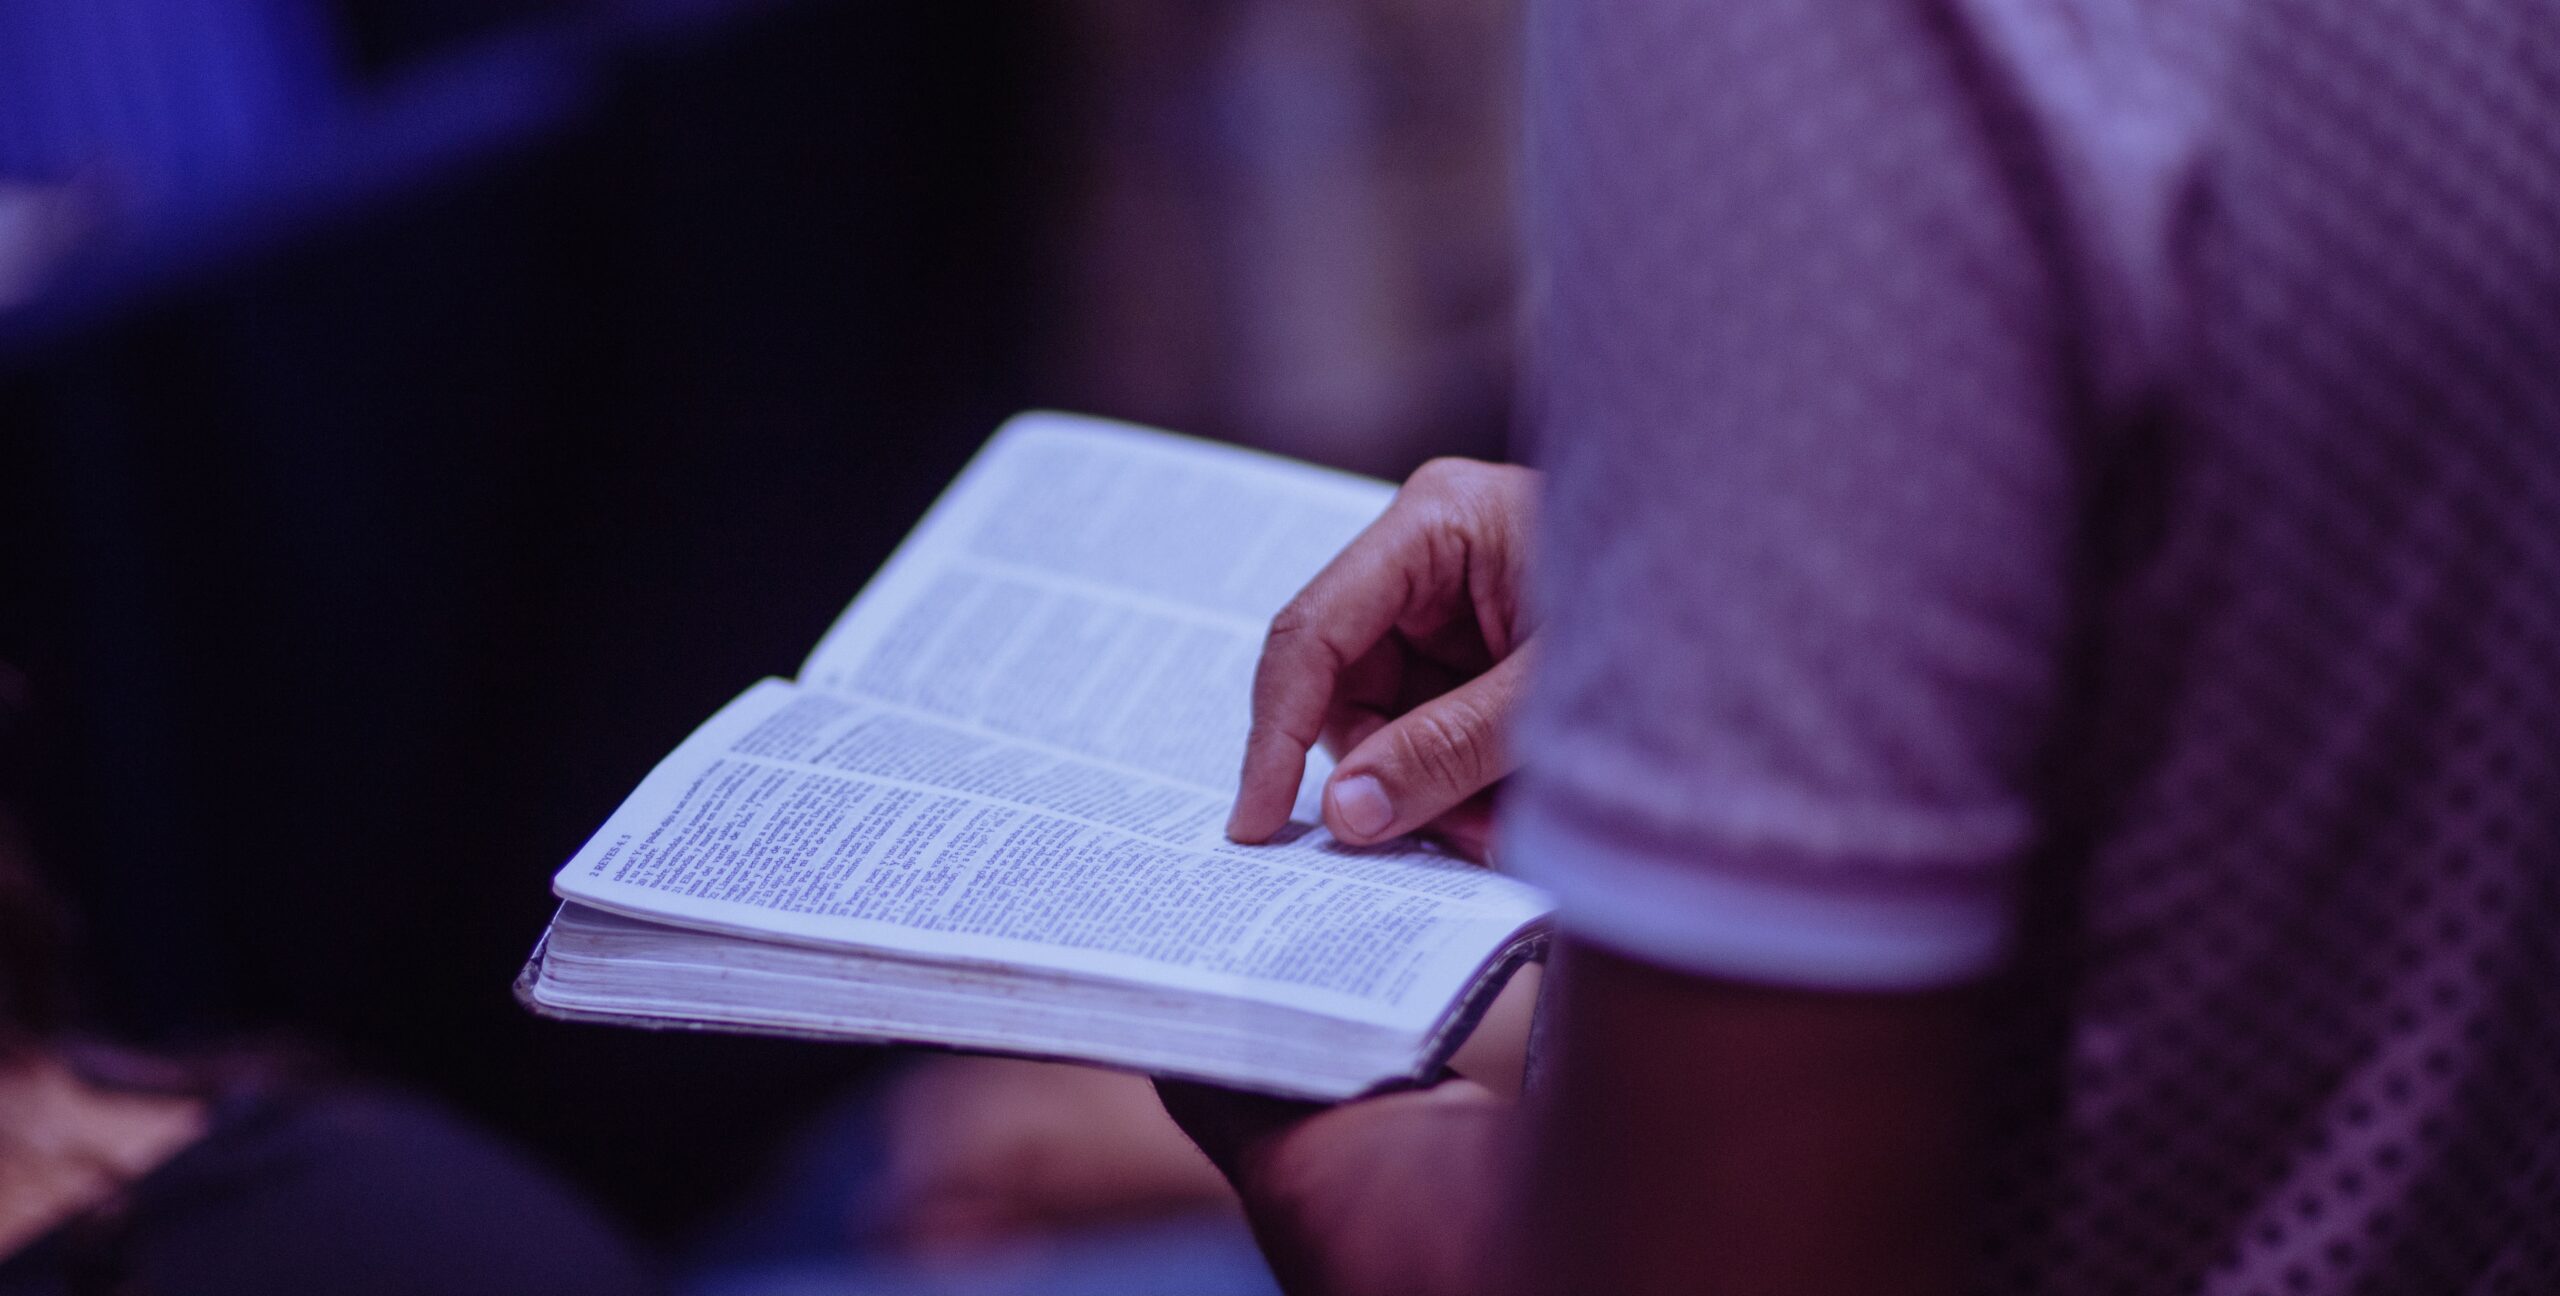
[1407,456,1482,497]
[1406,456,1539,516]
[1264,599,1319,647]
[1408,458,1524,544]
[1490,462,1540,504]
[1396,703,1493,794]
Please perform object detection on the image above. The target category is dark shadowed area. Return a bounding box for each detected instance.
[0,3,1522,1284]
[1,0,1048,1237]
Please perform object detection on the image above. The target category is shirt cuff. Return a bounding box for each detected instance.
[1502,792,2014,990]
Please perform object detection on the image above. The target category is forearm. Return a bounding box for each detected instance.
[1523,939,1981,1296]
[1170,938,1981,1296]
[1162,1077,1521,1296]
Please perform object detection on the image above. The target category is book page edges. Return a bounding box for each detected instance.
[1402,924,1550,1092]
[513,912,1550,1103]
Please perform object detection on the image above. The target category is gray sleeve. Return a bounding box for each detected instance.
[1504,0,2088,987]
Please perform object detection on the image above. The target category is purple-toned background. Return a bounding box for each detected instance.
[0,0,1521,1255]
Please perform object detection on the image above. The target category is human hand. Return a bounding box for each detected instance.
[1227,459,1539,858]
[1156,1075,1514,1296]
[878,1058,1234,1257]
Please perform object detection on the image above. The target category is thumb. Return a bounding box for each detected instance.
[1322,653,1530,845]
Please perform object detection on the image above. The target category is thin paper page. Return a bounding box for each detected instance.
[699,681,1543,907]
[803,412,1393,662]
[795,414,1393,790]
[816,568,1260,789]
[554,680,1544,1029]
[931,417,1394,621]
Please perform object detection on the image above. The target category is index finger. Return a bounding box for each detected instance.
[1225,502,1438,842]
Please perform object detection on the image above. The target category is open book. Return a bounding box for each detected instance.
[517,413,1552,1100]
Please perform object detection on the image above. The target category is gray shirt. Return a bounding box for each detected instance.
[1505,0,2560,1289]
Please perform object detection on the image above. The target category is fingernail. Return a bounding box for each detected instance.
[1331,776,1393,837]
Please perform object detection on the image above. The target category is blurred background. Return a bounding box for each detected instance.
[0,0,1520,1289]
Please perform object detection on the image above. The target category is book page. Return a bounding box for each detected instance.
[796,412,1394,794]
[555,681,1548,1030]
